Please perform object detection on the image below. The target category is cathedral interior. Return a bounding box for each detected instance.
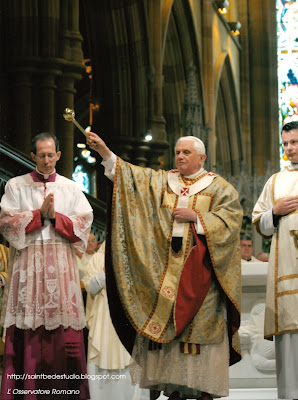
[2,1,298,397]
[0,0,285,252]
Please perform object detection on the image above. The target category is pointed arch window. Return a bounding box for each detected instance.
[277,0,298,169]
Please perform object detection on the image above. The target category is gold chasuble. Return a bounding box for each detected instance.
[105,157,242,366]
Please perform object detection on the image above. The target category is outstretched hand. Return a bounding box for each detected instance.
[85,128,112,160]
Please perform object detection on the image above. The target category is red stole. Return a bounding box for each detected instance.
[175,223,212,336]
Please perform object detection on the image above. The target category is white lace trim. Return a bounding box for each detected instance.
[0,210,33,250]
[71,212,93,252]
[1,242,85,330]
[129,326,229,398]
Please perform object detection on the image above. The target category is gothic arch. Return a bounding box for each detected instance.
[214,52,242,175]
[79,0,151,144]
[162,0,206,168]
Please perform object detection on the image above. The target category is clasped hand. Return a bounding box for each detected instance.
[40,193,55,219]
[172,208,197,223]
[273,196,298,216]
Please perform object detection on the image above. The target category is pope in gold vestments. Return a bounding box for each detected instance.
[86,132,242,399]
[103,157,242,398]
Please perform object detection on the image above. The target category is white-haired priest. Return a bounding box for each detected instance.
[86,129,243,400]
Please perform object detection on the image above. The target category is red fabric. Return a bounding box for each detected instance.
[30,170,57,183]
[25,210,42,234]
[174,223,212,337]
[0,325,89,400]
[53,212,80,243]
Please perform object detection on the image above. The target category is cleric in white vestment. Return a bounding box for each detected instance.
[0,133,93,400]
[253,121,298,399]
[82,241,143,400]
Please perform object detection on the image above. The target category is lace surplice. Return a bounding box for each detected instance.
[0,173,93,331]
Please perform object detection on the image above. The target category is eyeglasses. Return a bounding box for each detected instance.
[35,153,57,159]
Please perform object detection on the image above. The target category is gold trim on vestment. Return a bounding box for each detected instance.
[288,209,298,215]
[271,173,278,204]
[259,170,298,337]
[142,197,196,340]
[277,274,298,282]
[252,177,275,239]
[197,210,241,358]
[272,174,279,334]
[275,226,279,334]
[110,157,147,339]
[264,327,298,339]
[253,218,272,240]
[198,212,241,318]
[193,192,213,207]
[161,187,175,211]
[186,319,194,342]
[110,160,241,356]
[111,157,120,223]
[179,172,209,186]
[277,289,298,297]
[141,191,213,341]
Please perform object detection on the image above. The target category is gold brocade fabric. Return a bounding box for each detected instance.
[110,158,242,360]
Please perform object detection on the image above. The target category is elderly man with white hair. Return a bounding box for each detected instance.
[85,130,243,400]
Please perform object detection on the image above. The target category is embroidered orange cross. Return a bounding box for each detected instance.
[181,187,189,196]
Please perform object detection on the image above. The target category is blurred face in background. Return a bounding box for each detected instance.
[240,240,253,261]
[86,234,98,255]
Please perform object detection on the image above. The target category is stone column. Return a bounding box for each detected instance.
[111,136,134,162]
[147,115,168,170]
[40,70,59,134]
[134,140,151,167]
[238,0,252,175]
[13,70,33,155]
[248,0,279,175]
[55,0,84,178]
[202,0,215,170]
[57,70,83,179]
[146,1,169,164]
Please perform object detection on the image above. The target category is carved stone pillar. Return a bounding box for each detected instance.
[55,0,84,178]
[134,140,151,167]
[202,1,215,170]
[110,136,134,162]
[248,0,279,175]
[0,0,85,179]
[0,73,9,142]
[57,70,84,179]
[147,115,168,170]
[40,70,59,134]
[13,70,33,155]
[146,2,169,165]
